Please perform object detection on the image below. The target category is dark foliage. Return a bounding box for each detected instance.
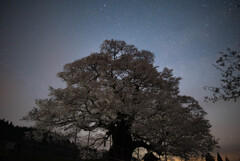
[225,156,230,161]
[217,152,223,161]
[0,119,33,142]
[143,152,158,161]
[0,119,79,161]
[204,48,240,102]
[205,152,215,161]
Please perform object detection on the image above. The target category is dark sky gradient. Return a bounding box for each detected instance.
[0,0,240,160]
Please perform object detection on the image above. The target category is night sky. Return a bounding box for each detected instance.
[0,0,240,160]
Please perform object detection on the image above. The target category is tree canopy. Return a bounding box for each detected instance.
[204,48,240,102]
[24,40,218,161]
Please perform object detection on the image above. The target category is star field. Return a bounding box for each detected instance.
[0,0,240,160]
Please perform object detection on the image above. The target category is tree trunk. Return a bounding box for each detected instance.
[108,144,134,161]
[108,120,134,161]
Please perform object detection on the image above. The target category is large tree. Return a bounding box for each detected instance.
[24,40,218,161]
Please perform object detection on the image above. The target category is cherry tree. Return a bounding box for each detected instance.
[24,40,218,161]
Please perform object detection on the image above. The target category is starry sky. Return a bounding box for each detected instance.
[0,0,240,160]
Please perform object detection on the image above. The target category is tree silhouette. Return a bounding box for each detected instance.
[204,48,240,102]
[24,40,218,161]
[217,152,223,161]
[225,156,230,161]
[205,152,215,161]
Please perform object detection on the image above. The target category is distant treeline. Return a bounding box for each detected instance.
[0,119,79,161]
[0,119,32,142]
